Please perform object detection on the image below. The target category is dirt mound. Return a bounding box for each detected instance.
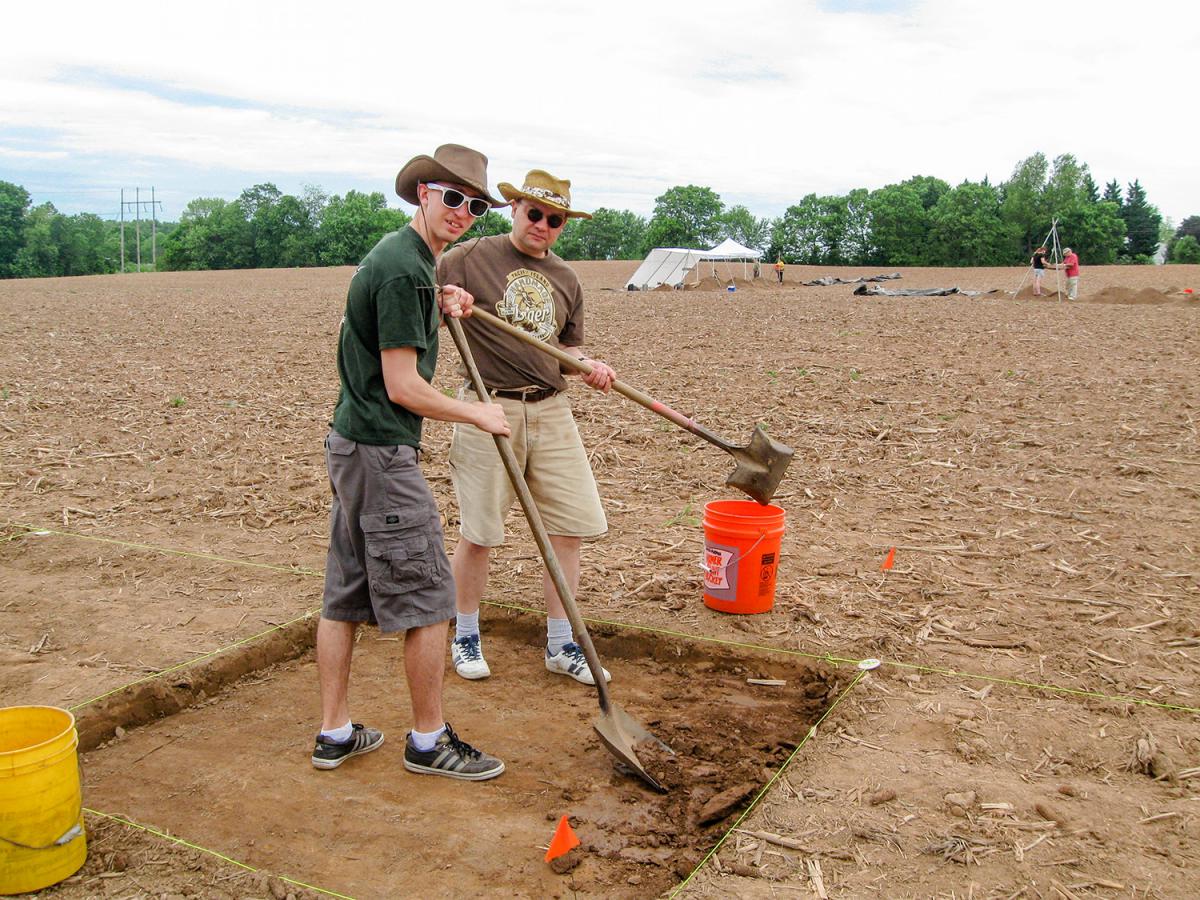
[1090,286,1196,306]
[726,276,773,292]
[1013,283,1068,300]
[1013,283,1198,305]
[683,275,728,292]
[682,275,770,293]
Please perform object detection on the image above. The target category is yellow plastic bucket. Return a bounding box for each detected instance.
[0,707,87,895]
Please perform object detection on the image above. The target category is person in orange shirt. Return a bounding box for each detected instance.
[1059,247,1080,300]
[774,257,785,284]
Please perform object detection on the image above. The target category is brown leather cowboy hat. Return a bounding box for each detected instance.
[395,143,504,207]
[498,169,592,220]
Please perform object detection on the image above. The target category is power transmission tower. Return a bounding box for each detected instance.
[120,188,163,273]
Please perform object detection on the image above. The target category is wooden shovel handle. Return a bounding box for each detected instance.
[468,307,736,453]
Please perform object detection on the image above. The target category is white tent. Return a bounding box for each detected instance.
[695,237,763,283]
[624,248,707,291]
[625,239,764,291]
[704,237,763,260]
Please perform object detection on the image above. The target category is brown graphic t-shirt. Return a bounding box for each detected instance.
[437,235,584,392]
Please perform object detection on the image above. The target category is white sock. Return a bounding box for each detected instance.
[456,611,480,641]
[410,725,446,752]
[547,617,573,655]
[321,720,353,743]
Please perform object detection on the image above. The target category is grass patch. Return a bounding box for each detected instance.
[664,501,700,528]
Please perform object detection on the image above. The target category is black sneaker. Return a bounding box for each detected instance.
[403,722,505,781]
[311,723,384,770]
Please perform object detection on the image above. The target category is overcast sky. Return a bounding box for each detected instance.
[2,0,1196,227]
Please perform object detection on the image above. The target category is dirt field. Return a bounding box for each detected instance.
[2,260,1198,898]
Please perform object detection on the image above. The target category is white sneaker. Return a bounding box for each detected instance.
[451,635,491,680]
[545,642,611,685]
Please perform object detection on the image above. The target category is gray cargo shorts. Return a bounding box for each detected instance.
[321,431,455,633]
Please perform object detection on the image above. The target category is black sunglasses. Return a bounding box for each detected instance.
[525,206,566,229]
[425,183,490,218]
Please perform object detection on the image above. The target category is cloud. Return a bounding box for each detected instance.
[1,0,1196,223]
[0,145,68,161]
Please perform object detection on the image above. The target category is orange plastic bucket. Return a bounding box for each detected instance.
[702,499,785,614]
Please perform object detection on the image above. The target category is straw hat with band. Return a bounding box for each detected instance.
[394,143,504,208]
[498,170,592,220]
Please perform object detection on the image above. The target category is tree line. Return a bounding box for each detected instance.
[2,151,1197,279]
[557,153,1183,267]
[0,182,173,278]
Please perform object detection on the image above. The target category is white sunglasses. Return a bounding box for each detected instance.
[424,183,490,217]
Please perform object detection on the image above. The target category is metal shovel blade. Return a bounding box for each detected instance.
[727,426,795,505]
[593,704,671,793]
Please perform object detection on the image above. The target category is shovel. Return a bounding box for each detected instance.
[468,307,793,505]
[447,316,671,793]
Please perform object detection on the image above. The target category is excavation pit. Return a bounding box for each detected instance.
[75,613,840,898]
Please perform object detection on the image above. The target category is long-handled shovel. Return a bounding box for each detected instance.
[447,316,671,793]
[468,308,793,505]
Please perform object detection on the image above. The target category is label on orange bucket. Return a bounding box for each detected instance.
[703,542,738,599]
[758,552,776,596]
[704,547,733,590]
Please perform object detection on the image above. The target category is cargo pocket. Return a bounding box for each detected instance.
[361,510,441,595]
[326,432,357,455]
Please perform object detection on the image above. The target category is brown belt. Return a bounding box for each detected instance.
[476,385,559,403]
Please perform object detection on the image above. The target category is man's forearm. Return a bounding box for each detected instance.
[389,378,481,425]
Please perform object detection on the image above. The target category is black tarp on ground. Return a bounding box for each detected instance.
[852,285,999,298]
[800,273,902,286]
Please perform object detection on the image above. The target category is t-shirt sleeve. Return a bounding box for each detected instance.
[557,280,585,348]
[377,274,435,351]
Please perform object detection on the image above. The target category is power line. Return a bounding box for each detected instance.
[120,188,163,273]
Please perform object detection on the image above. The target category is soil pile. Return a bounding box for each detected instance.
[1090,285,1195,305]
[683,275,729,292]
[1015,283,1199,305]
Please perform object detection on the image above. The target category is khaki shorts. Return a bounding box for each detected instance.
[450,390,607,547]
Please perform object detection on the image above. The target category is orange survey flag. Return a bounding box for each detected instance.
[545,815,581,862]
[881,547,896,571]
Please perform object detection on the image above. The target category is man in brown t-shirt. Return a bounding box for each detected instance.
[437,169,615,687]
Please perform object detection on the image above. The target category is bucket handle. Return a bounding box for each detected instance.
[699,530,768,577]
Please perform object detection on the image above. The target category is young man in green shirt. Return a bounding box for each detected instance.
[313,144,511,781]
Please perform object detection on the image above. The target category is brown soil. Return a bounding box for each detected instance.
[2,261,1199,898]
[1014,282,1199,305]
[67,618,836,899]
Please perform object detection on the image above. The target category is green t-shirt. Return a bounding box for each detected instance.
[331,227,440,446]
